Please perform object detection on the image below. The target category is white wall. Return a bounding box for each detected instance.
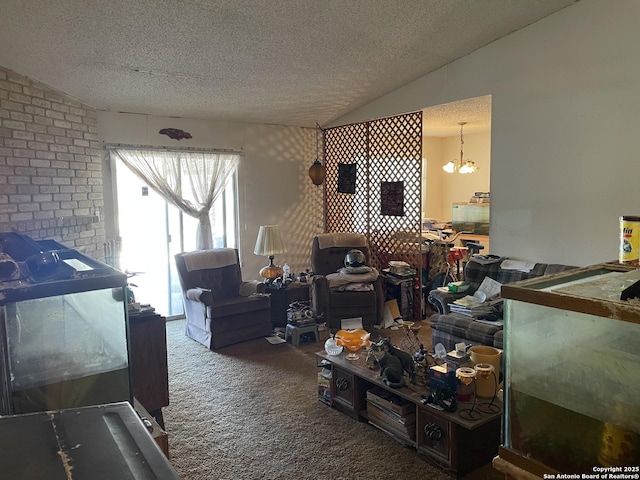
[98,111,321,280]
[333,0,637,267]
[422,136,445,220]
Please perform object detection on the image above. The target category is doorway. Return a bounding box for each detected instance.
[421,95,492,227]
[113,158,238,318]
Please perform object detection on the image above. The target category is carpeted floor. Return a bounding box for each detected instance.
[162,319,501,480]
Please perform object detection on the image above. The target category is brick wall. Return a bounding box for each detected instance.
[0,66,105,260]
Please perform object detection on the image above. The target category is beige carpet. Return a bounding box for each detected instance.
[162,319,499,480]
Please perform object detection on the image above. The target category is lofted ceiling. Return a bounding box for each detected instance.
[0,0,575,135]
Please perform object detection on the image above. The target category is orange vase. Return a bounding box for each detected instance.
[335,328,371,360]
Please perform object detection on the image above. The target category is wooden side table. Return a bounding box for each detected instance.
[382,272,414,320]
[257,281,311,328]
[134,397,170,458]
[128,307,169,428]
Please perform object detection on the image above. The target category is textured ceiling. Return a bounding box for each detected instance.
[0,0,575,135]
[422,95,492,137]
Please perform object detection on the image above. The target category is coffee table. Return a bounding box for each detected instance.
[316,350,502,478]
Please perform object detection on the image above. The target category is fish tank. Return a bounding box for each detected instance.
[452,203,489,235]
[0,233,130,415]
[498,263,640,474]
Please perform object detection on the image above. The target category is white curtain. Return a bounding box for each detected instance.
[110,148,240,249]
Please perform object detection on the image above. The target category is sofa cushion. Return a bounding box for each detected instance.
[179,262,242,299]
[493,329,504,349]
[208,295,270,319]
[464,260,571,288]
[430,313,502,347]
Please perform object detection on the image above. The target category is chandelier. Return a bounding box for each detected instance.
[442,122,478,174]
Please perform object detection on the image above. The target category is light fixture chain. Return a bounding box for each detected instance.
[460,122,465,164]
[443,121,475,174]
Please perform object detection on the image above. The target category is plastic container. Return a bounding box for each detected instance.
[434,342,447,360]
[619,216,640,265]
[324,337,343,356]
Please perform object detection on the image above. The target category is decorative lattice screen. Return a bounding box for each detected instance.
[324,111,423,319]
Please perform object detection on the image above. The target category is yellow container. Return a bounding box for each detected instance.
[468,345,501,398]
[619,215,640,265]
[598,420,639,467]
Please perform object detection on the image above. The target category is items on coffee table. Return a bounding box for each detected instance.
[335,328,371,360]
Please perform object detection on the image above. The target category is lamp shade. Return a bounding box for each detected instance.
[442,160,456,173]
[309,122,326,185]
[253,225,285,256]
[459,160,478,174]
[254,225,285,281]
[309,159,327,186]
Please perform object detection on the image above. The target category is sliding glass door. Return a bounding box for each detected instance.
[113,157,237,318]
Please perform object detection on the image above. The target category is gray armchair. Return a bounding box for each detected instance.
[175,248,271,349]
[310,233,384,332]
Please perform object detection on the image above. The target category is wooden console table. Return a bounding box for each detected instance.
[128,308,169,429]
[316,350,502,478]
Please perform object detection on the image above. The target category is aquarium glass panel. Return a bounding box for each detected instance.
[1,287,129,413]
[504,299,640,470]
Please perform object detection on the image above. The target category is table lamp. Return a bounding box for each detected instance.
[254,225,285,282]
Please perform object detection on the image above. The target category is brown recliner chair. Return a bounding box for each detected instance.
[310,233,384,332]
[175,248,272,349]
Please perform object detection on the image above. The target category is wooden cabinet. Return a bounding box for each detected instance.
[128,309,169,428]
[417,404,501,475]
[332,366,366,420]
[418,407,451,461]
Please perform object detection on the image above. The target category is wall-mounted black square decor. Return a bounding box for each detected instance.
[337,163,357,194]
[380,181,404,216]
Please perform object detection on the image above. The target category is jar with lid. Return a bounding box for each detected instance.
[619,216,640,265]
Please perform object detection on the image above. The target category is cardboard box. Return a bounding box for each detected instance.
[366,387,413,416]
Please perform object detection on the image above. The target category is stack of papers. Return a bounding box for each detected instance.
[476,276,502,300]
[447,276,503,318]
[449,295,496,317]
[265,335,286,344]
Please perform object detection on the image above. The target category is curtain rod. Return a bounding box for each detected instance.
[104,143,244,155]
